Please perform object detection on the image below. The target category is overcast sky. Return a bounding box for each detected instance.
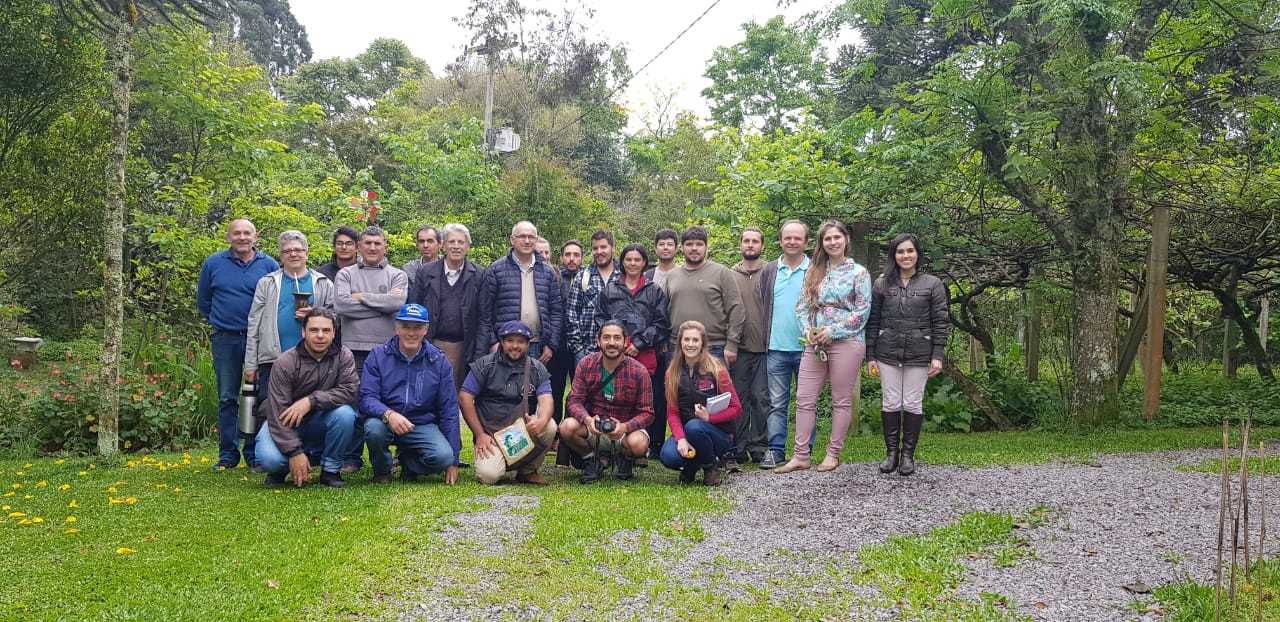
[290,0,842,129]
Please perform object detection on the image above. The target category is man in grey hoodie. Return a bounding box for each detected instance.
[334,225,407,472]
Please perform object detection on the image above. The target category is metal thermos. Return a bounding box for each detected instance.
[238,383,257,436]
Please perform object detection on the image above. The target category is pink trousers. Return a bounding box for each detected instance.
[793,339,865,461]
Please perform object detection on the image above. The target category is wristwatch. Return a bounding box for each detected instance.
[382,410,393,425]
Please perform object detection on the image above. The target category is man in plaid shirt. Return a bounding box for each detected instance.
[561,321,654,483]
[564,229,621,361]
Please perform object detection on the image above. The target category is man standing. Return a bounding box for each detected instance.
[459,321,556,485]
[561,321,654,483]
[474,220,564,365]
[359,304,461,484]
[402,225,441,290]
[729,227,770,467]
[413,223,485,392]
[565,229,620,361]
[759,220,810,468]
[198,217,279,470]
[645,228,679,289]
[316,226,360,282]
[663,225,745,366]
[245,231,334,436]
[334,226,407,472]
[255,308,358,488]
[547,239,583,466]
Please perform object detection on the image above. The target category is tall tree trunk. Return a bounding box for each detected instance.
[1071,240,1121,425]
[98,6,134,458]
[1215,291,1275,382]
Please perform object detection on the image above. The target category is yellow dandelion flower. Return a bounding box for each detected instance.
[273,490,281,494]
[36,481,47,488]
[155,484,167,489]
[67,500,77,508]
[124,497,137,504]
[64,528,79,534]
[114,481,124,486]
[77,471,87,476]
[15,471,24,476]
[58,484,70,491]
[240,477,248,482]
[106,487,117,493]
[116,547,135,554]
[23,494,32,499]
[4,491,15,497]
[157,465,167,471]
[54,459,65,465]
[108,497,122,505]
[17,518,30,525]
[65,516,76,523]
[1,505,7,510]
[340,516,349,522]
[200,457,210,463]
[7,511,25,517]
[173,487,182,492]
[31,517,43,523]
[23,463,31,468]
[87,464,95,470]
[125,461,137,468]
[11,484,20,489]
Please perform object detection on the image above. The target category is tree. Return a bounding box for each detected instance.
[53,0,227,458]
[702,15,829,133]
[217,0,311,81]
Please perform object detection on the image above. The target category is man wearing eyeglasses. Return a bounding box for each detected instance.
[474,220,564,366]
[334,225,408,473]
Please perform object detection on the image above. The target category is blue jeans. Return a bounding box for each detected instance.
[211,330,255,467]
[767,350,804,457]
[363,418,454,477]
[254,405,357,474]
[342,350,371,468]
[660,419,732,469]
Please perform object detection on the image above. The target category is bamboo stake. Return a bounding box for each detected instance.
[1258,440,1266,622]
[1240,410,1252,584]
[1218,421,1231,622]
[1231,507,1240,620]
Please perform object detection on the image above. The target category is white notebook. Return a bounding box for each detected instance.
[705,392,731,415]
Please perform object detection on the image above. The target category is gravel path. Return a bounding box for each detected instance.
[397,447,1278,620]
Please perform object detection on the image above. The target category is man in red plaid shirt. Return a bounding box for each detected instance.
[561,321,654,483]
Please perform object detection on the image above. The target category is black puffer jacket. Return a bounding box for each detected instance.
[594,277,670,353]
[866,272,949,367]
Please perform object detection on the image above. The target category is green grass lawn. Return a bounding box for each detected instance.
[2,425,1277,621]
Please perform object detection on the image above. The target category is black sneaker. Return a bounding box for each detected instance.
[400,470,419,484]
[617,456,635,481]
[749,451,765,464]
[263,472,286,487]
[679,460,699,484]
[319,471,346,488]
[580,456,605,484]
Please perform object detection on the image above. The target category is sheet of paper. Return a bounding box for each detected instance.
[706,392,731,415]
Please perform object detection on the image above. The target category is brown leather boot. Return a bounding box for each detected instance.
[703,464,723,486]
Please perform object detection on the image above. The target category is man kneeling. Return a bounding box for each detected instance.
[460,321,556,485]
[255,308,358,488]
[359,304,461,484]
[562,321,654,483]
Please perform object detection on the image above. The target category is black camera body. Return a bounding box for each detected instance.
[596,417,617,434]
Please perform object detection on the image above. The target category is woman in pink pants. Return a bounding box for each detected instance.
[775,220,872,473]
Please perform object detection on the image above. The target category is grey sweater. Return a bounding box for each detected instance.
[333,260,407,352]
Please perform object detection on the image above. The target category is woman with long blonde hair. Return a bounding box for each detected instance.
[660,321,742,486]
[775,220,872,473]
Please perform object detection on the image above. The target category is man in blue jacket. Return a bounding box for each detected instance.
[197,217,279,471]
[474,220,564,365]
[359,304,461,484]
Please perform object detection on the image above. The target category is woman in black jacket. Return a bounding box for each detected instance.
[865,233,949,476]
[595,244,671,458]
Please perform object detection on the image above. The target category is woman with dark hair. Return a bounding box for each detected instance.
[775,220,872,474]
[660,320,741,485]
[865,233,949,476]
[595,243,671,459]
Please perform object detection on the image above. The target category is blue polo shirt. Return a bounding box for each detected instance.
[768,256,809,352]
[197,248,279,332]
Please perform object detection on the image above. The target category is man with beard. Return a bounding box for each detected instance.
[727,227,770,468]
[561,321,654,483]
[663,225,745,366]
[645,228,679,289]
[459,321,556,485]
[198,217,279,470]
[255,308,358,488]
[565,229,621,361]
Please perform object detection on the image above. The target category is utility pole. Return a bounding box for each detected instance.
[466,36,515,150]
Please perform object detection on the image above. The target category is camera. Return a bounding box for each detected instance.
[596,417,617,434]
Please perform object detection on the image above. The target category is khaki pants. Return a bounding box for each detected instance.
[475,418,558,484]
[431,339,467,391]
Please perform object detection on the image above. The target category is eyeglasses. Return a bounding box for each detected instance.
[334,241,356,247]
[281,248,307,255]
[512,234,537,241]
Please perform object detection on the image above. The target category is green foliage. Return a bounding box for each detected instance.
[703,15,830,133]
[1152,557,1280,621]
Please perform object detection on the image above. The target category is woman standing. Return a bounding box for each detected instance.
[596,244,671,460]
[775,220,871,474]
[660,321,741,486]
[866,233,949,476]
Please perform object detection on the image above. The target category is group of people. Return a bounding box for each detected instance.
[196,216,949,488]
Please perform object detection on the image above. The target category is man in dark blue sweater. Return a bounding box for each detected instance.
[197,217,279,470]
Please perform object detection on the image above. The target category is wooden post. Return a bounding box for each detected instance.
[1142,204,1170,420]
[969,335,984,372]
[1225,316,1238,378]
[1117,287,1149,386]
[1026,281,1042,382]
[1261,297,1270,352]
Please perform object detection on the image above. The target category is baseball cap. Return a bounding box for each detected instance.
[395,303,429,323]
[498,320,533,340]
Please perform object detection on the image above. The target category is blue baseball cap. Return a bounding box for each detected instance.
[395,303,429,323]
[498,320,533,340]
